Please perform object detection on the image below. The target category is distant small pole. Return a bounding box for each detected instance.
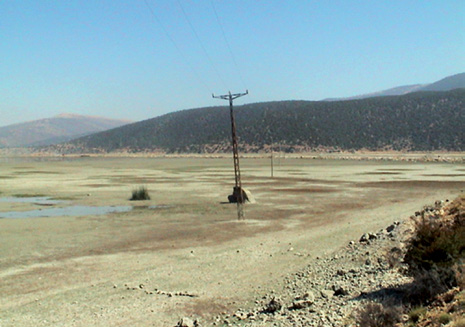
[270,137,274,178]
[212,90,248,219]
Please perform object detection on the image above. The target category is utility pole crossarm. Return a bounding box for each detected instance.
[212,90,248,100]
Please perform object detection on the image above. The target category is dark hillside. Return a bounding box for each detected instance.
[61,89,465,153]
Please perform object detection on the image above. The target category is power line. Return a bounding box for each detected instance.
[176,0,228,91]
[210,0,248,91]
[143,0,213,94]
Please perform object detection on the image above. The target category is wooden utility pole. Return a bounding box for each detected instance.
[213,90,248,219]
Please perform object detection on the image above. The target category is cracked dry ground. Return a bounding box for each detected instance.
[0,157,464,327]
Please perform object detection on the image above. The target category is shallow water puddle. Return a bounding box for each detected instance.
[0,197,169,218]
[0,196,64,205]
[0,205,133,218]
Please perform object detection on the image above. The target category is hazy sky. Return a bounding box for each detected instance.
[1,0,464,126]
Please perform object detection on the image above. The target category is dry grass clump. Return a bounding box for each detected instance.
[130,186,150,201]
[408,306,427,323]
[356,302,402,327]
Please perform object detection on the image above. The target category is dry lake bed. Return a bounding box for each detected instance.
[0,156,464,326]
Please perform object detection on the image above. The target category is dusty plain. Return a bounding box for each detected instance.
[0,156,464,326]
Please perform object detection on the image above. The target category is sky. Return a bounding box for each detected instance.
[1,0,464,127]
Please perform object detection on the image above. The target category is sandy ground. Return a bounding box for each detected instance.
[0,157,464,326]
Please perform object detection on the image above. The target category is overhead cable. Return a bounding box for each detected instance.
[210,0,248,91]
[143,0,213,94]
[176,0,228,91]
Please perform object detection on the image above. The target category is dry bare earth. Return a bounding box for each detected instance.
[0,157,464,327]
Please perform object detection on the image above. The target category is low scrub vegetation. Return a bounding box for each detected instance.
[357,196,464,327]
[404,197,465,304]
[130,186,150,201]
[356,302,402,327]
[404,214,465,273]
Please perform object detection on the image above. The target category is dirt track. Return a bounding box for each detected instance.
[0,157,464,326]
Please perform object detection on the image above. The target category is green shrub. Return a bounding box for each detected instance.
[356,302,402,327]
[130,186,150,201]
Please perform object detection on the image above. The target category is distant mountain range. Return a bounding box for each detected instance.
[52,88,465,154]
[324,72,465,101]
[0,114,132,148]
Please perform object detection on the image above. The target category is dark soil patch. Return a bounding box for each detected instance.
[183,298,230,318]
[360,172,402,175]
[82,183,121,188]
[421,174,465,177]
[251,177,345,187]
[272,187,338,194]
[14,171,63,175]
[377,168,419,171]
[109,177,182,184]
[356,180,465,189]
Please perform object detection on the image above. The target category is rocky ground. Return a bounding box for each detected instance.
[215,220,410,327]
[177,199,463,327]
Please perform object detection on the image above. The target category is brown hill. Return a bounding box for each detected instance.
[0,114,131,148]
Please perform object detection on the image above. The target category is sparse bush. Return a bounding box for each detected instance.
[130,186,150,201]
[403,196,465,304]
[408,306,426,323]
[405,267,457,305]
[404,197,465,274]
[438,313,452,325]
[404,217,460,272]
[356,302,402,327]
